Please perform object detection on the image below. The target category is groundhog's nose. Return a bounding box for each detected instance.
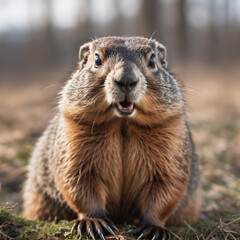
[114,67,139,93]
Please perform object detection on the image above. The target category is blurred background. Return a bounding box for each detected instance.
[1,0,240,76]
[0,0,239,217]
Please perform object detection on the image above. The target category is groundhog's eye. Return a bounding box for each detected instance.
[148,54,156,68]
[95,54,102,66]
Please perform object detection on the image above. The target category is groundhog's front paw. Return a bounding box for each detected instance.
[128,224,170,240]
[70,217,119,240]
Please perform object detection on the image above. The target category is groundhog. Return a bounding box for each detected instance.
[23,36,201,240]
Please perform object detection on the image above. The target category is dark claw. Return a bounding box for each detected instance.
[98,230,105,240]
[137,233,144,240]
[106,225,115,235]
[70,220,79,234]
[128,225,171,240]
[106,217,119,232]
[158,228,170,240]
[151,228,160,240]
[94,221,105,240]
[77,221,84,239]
[69,218,117,240]
[86,220,95,240]
[127,225,145,235]
[137,227,154,239]
[89,228,95,240]
[99,219,116,236]
[129,225,136,229]
[162,229,171,240]
[99,232,105,240]
[110,222,119,232]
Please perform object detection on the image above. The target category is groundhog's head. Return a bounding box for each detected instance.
[61,37,184,126]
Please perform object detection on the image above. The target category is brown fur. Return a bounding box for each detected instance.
[22,191,76,221]
[167,188,201,226]
[23,36,201,230]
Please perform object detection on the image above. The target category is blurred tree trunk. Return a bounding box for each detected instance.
[223,0,230,64]
[138,0,160,38]
[209,0,218,64]
[43,0,59,67]
[176,0,187,60]
[113,0,124,35]
[78,0,93,42]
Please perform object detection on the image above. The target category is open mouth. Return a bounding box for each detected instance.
[115,100,135,115]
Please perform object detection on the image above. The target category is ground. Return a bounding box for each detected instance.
[0,65,239,239]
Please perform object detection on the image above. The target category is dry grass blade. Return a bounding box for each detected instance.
[0,223,10,229]
[203,214,240,240]
[4,203,18,210]
[222,218,240,237]
[184,221,200,240]
[0,203,7,207]
[225,217,240,226]
[205,231,213,240]
[0,202,18,210]
[0,230,13,239]
[168,230,182,240]
[106,234,135,240]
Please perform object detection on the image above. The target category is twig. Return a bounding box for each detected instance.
[184,221,200,240]
[168,230,182,240]
[4,203,18,210]
[106,234,135,240]
[0,230,13,239]
[205,231,213,240]
[0,223,10,229]
[231,234,237,240]
[225,217,240,226]
[0,202,8,207]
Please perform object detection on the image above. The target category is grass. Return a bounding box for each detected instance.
[15,142,34,166]
[0,203,77,240]
[1,204,239,240]
[170,212,240,240]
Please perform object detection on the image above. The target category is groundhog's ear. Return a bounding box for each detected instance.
[78,43,91,70]
[156,43,168,68]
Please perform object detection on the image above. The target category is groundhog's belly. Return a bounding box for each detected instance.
[105,159,144,224]
[103,134,151,223]
[109,126,166,223]
[72,124,157,223]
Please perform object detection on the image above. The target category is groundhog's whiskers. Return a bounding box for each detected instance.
[68,85,105,90]
[181,86,204,97]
